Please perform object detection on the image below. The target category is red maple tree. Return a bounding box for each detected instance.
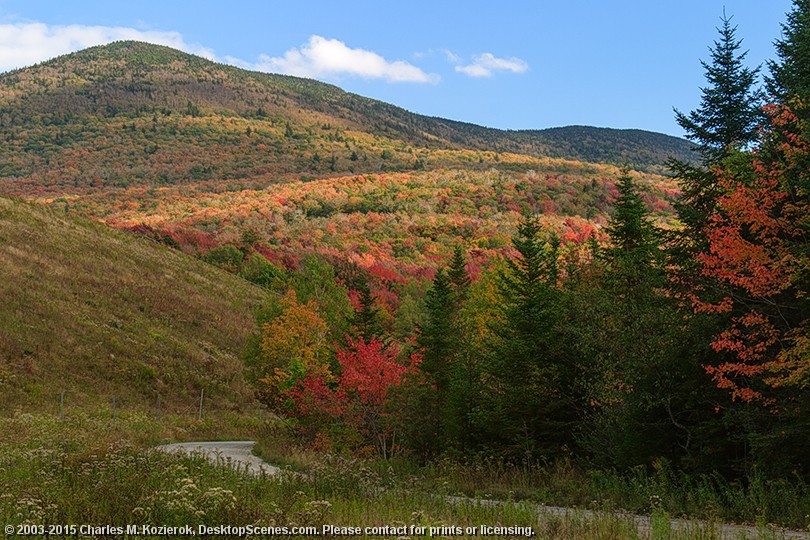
[698,103,809,403]
[287,336,421,458]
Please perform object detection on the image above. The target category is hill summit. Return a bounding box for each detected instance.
[0,41,693,197]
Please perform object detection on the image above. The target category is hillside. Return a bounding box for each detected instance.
[0,41,694,199]
[0,196,270,412]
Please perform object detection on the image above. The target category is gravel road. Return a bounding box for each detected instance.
[156,441,808,539]
[156,440,279,476]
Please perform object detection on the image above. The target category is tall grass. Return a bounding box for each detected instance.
[381,456,810,531]
[3,411,808,539]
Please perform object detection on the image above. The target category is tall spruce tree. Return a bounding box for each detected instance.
[668,10,764,309]
[415,247,472,452]
[418,246,471,395]
[418,268,455,393]
[674,11,762,163]
[482,216,574,458]
[603,170,662,268]
[447,244,471,297]
[578,171,701,468]
[670,11,763,276]
[353,279,382,341]
[768,0,810,101]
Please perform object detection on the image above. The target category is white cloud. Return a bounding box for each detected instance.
[0,24,435,86]
[241,35,438,83]
[455,52,529,78]
[0,22,215,73]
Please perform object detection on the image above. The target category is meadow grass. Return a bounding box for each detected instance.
[254,430,810,534]
[2,410,808,539]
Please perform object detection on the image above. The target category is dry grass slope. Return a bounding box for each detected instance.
[0,196,269,413]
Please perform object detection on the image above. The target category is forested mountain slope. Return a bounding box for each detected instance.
[0,41,694,198]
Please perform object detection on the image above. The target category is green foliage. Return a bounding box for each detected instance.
[203,244,244,272]
[351,279,383,341]
[768,0,810,100]
[288,256,353,344]
[239,252,284,288]
[418,269,455,393]
[477,216,576,459]
[602,169,664,285]
[566,172,716,471]
[669,10,764,281]
[674,11,762,163]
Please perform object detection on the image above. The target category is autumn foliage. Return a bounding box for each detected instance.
[286,337,421,458]
[698,103,809,402]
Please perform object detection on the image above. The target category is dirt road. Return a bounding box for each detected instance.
[156,440,279,476]
[157,441,808,539]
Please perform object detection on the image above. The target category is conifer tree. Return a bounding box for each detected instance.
[579,172,698,468]
[418,268,455,393]
[353,279,382,341]
[604,170,661,263]
[674,11,762,163]
[768,0,810,101]
[482,216,573,458]
[447,244,471,297]
[414,249,472,453]
[418,246,471,395]
[669,11,764,299]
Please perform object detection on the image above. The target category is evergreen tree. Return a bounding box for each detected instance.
[447,244,471,297]
[353,279,382,341]
[674,11,762,163]
[768,0,810,101]
[482,216,573,458]
[417,268,455,393]
[413,249,473,455]
[603,170,661,263]
[417,246,471,396]
[670,11,762,259]
[578,172,704,469]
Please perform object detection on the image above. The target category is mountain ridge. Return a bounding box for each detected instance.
[0,40,695,192]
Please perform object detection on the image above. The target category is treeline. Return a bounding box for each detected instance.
[241,2,808,481]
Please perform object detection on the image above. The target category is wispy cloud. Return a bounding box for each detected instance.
[455,52,529,78]
[441,49,461,63]
[0,22,215,72]
[232,35,438,84]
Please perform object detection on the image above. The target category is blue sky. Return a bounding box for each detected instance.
[0,1,795,137]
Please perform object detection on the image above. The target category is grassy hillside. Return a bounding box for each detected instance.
[0,196,270,413]
[0,41,694,199]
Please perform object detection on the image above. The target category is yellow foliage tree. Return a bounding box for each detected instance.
[257,290,332,408]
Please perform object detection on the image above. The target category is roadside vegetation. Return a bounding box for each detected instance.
[2,410,806,539]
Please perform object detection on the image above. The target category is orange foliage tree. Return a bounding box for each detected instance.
[698,103,809,403]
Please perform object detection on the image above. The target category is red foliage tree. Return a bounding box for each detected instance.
[287,336,421,458]
[698,103,809,403]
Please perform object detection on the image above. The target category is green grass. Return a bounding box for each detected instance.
[255,431,810,532]
[3,410,809,539]
[366,456,810,532]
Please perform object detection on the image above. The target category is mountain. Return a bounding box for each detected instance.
[0,195,270,411]
[0,41,694,198]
